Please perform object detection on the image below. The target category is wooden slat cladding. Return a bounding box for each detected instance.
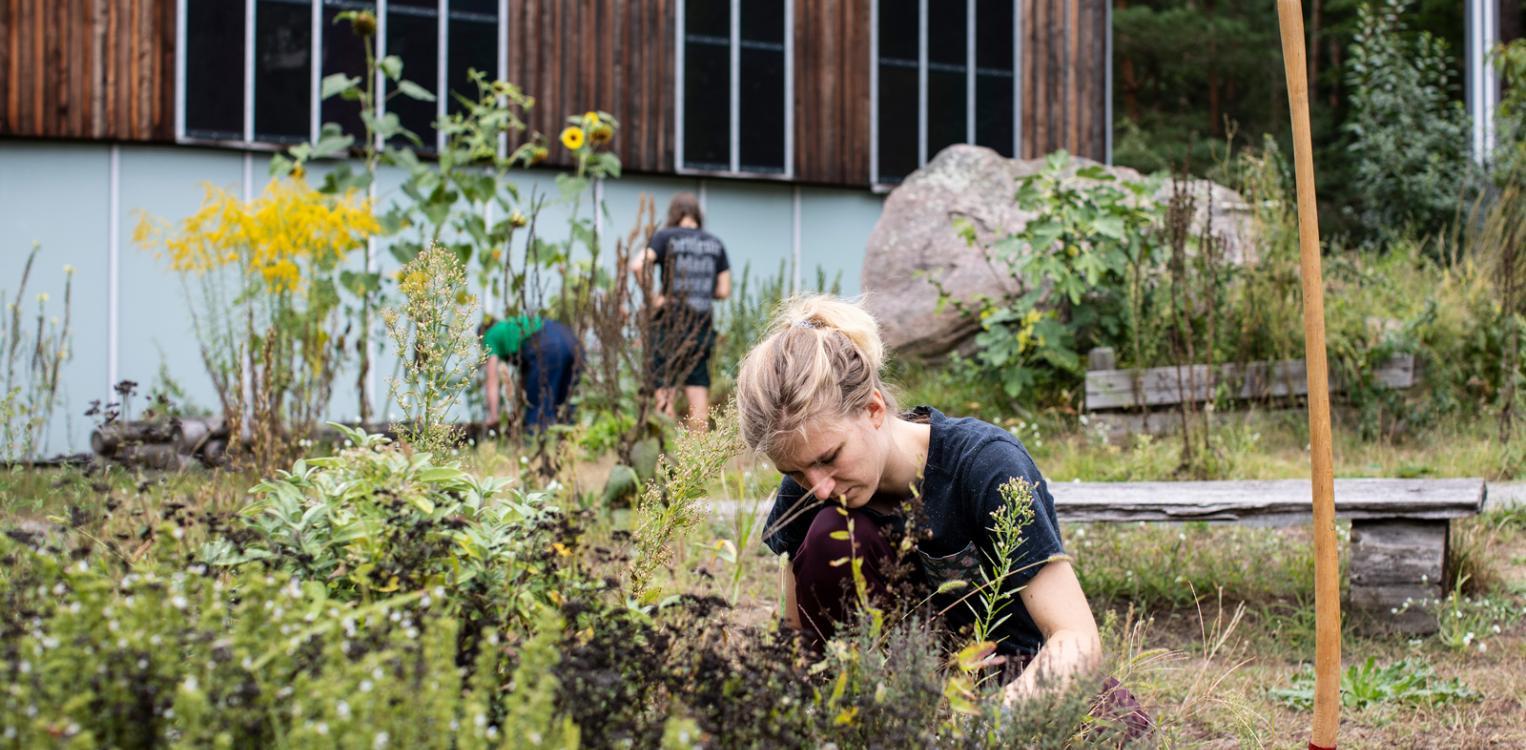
[0,0,1108,183]
[794,0,871,185]
[1020,0,1106,160]
[507,0,677,175]
[0,0,174,141]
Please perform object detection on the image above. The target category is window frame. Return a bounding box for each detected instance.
[674,0,796,180]
[869,0,1022,189]
[174,0,509,154]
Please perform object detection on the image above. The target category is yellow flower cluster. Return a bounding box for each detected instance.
[136,177,379,292]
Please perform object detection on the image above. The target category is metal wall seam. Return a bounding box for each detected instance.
[107,145,121,398]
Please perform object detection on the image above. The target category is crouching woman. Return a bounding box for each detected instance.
[735,295,1103,706]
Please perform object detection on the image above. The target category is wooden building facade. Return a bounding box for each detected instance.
[1,0,1111,189]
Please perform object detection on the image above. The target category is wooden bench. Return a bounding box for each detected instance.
[1052,478,1485,633]
[708,477,1485,635]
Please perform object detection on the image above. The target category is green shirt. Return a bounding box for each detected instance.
[483,315,544,359]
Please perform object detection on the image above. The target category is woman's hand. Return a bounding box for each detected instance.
[1001,558,1101,706]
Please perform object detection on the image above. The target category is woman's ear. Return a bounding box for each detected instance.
[866,389,887,429]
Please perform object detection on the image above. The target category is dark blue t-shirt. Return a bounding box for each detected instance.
[763,406,1066,655]
[648,226,729,316]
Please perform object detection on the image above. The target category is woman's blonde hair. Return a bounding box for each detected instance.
[735,294,898,455]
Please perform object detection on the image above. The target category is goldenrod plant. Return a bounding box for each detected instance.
[135,176,378,462]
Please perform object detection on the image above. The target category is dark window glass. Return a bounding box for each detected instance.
[741,0,784,43]
[184,0,245,139]
[687,0,729,38]
[739,45,785,171]
[739,0,785,172]
[878,0,919,182]
[879,0,917,62]
[975,0,1015,155]
[683,0,730,169]
[877,62,918,181]
[322,1,374,142]
[448,4,498,117]
[254,0,312,143]
[386,3,439,149]
[926,1,966,158]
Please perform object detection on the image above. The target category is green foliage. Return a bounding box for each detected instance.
[1432,581,1521,655]
[1491,38,1526,179]
[0,243,72,460]
[626,410,742,602]
[1343,0,1476,245]
[947,151,1165,401]
[970,477,1041,645]
[0,537,570,748]
[1271,657,1479,710]
[382,245,484,453]
[207,424,573,625]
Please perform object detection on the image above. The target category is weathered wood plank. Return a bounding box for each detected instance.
[705,478,1485,523]
[1085,353,1416,411]
[1047,478,1485,522]
[1347,518,1449,634]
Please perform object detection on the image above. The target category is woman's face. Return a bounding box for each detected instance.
[769,394,889,509]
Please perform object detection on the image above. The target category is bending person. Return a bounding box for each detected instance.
[480,313,582,434]
[736,295,1102,705]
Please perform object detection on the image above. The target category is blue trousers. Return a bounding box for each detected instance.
[518,320,581,432]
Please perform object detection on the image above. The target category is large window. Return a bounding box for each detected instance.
[873,0,1019,185]
[677,0,793,176]
[178,0,504,150]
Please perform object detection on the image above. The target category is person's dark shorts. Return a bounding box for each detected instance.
[648,307,715,389]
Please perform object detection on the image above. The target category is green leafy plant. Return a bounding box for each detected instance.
[1344,0,1476,245]
[1271,657,1480,710]
[208,423,573,627]
[382,244,484,454]
[944,151,1164,401]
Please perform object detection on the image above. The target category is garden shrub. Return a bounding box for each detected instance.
[1343,0,1476,246]
[204,424,582,630]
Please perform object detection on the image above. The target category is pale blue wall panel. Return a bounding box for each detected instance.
[702,181,794,294]
[799,186,883,297]
[0,142,110,455]
[117,145,246,421]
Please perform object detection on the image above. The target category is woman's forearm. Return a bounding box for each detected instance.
[1003,628,1102,705]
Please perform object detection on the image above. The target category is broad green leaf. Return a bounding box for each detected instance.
[395,80,436,102]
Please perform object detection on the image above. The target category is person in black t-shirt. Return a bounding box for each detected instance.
[628,192,731,431]
[735,295,1125,714]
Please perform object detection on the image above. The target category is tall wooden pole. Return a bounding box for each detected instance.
[1276,1,1341,747]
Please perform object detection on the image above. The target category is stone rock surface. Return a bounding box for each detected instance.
[862,145,1254,360]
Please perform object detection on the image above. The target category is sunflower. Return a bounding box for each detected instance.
[560,126,586,150]
[589,123,614,146]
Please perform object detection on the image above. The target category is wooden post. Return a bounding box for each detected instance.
[1276,2,1342,747]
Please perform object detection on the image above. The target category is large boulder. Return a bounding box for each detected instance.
[862,145,1253,360]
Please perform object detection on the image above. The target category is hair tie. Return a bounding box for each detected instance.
[793,318,818,330]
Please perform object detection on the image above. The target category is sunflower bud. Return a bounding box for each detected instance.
[349,11,377,38]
